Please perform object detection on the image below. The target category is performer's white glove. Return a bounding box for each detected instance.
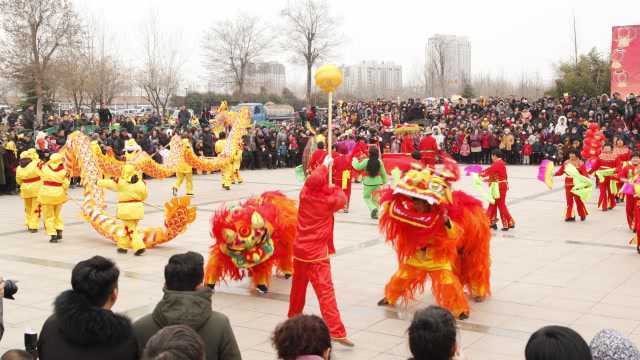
[323,155,334,167]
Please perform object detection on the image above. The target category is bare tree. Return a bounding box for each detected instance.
[472,72,545,98]
[203,15,271,98]
[0,0,82,126]
[427,37,451,97]
[56,18,126,113]
[137,12,182,116]
[57,49,88,112]
[281,0,341,105]
[0,77,12,104]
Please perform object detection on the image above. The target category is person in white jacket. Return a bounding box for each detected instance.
[555,116,568,135]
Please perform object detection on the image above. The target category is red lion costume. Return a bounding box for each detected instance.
[205,191,297,293]
[377,159,491,319]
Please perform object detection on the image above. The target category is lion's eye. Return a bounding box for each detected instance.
[429,183,443,192]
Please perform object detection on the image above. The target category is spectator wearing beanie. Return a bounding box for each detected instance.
[590,329,640,360]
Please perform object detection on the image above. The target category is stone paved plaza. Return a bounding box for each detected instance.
[1,166,640,359]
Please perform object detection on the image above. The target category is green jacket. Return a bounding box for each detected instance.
[132,288,241,360]
[352,157,388,186]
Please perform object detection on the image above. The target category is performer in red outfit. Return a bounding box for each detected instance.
[618,153,640,230]
[307,141,327,175]
[287,157,354,347]
[332,146,353,212]
[613,139,631,202]
[554,150,589,222]
[613,139,631,163]
[480,150,515,231]
[418,128,438,169]
[400,134,415,154]
[350,137,369,182]
[590,145,619,211]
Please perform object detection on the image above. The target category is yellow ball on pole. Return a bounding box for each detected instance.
[314,64,343,94]
[314,65,343,182]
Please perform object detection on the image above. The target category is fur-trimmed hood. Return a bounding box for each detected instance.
[53,289,133,347]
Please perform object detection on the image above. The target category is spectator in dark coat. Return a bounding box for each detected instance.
[133,252,241,360]
[37,256,138,360]
[21,106,35,131]
[202,127,215,157]
[178,106,191,130]
[98,103,113,128]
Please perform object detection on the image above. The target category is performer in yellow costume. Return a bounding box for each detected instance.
[215,132,233,190]
[37,153,69,243]
[231,146,243,184]
[16,149,42,233]
[98,164,148,255]
[124,138,142,161]
[173,138,194,196]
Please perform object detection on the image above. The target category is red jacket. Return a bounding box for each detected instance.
[590,156,618,173]
[555,160,587,187]
[481,133,491,149]
[618,163,640,182]
[419,135,438,152]
[481,159,509,191]
[308,149,327,173]
[294,165,346,262]
[332,153,352,186]
[401,135,415,154]
[522,143,532,156]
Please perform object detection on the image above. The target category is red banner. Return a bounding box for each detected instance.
[611,25,640,97]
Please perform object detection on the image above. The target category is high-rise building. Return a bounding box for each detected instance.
[426,34,471,96]
[340,61,403,97]
[246,62,286,94]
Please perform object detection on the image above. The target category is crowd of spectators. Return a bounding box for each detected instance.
[2,255,640,359]
[1,92,639,195]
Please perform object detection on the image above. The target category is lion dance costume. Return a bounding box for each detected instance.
[205,191,297,293]
[377,160,491,319]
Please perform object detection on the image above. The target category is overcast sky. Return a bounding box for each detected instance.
[74,0,639,93]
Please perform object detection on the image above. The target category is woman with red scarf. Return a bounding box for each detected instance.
[287,157,354,347]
